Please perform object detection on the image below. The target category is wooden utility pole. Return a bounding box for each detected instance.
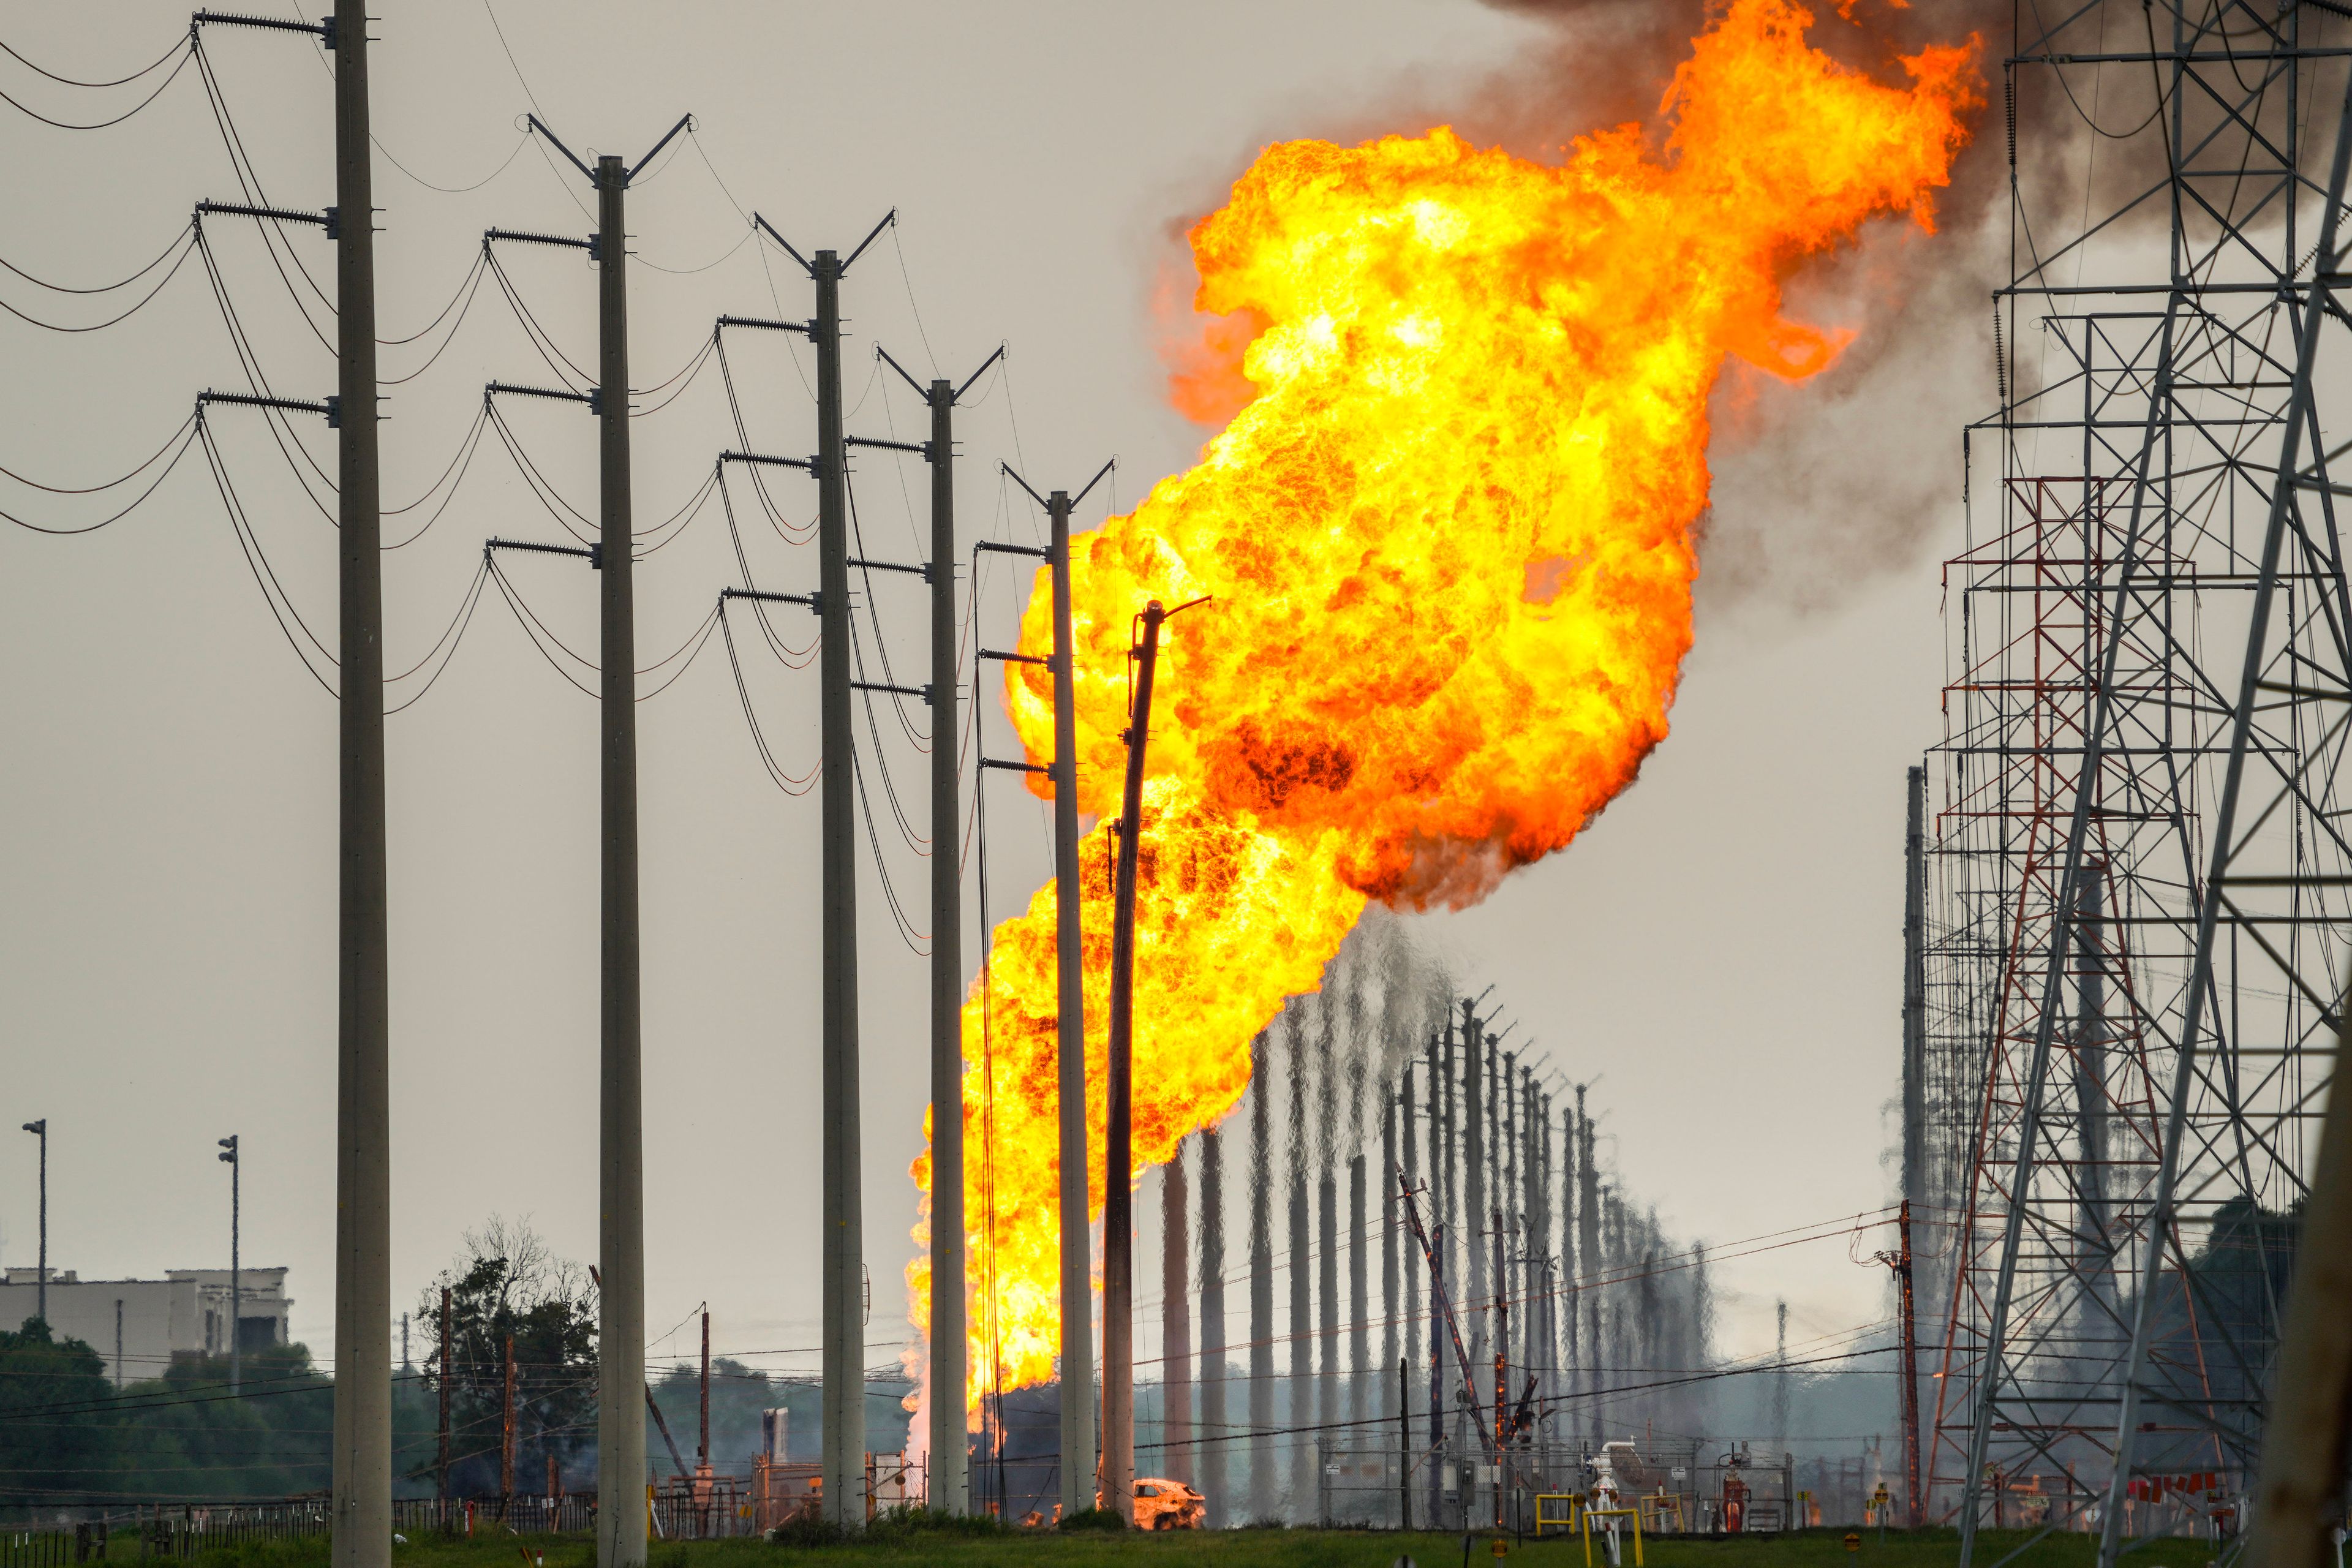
[502,1334,517,1502]
[1103,598,1170,1521]
[437,1288,451,1505]
[699,1310,712,1469]
[1896,1202,1922,1528]
[1398,1358,1411,1530]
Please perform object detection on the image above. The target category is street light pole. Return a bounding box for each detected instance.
[18,1121,44,1327]
[219,1136,241,1393]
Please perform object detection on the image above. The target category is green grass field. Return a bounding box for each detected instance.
[158,1526,2222,1568]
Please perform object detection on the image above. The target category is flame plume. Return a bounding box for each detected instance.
[908,0,1977,1409]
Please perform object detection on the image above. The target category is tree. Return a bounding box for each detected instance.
[120,1342,333,1497]
[417,1217,597,1494]
[0,1317,123,1497]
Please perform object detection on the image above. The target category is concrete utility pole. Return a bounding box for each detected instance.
[1287,1017,1314,1519]
[174,13,387,1539]
[329,2,390,1559]
[1577,1093,1599,1441]
[1197,1128,1226,1525]
[1103,597,1171,1520]
[18,1120,43,1325]
[1462,1003,1485,1319]
[595,146,647,1568]
[160,6,405,1561]
[926,369,967,1515]
[746,207,895,1531]
[1161,1153,1192,1486]
[811,243,867,1531]
[1349,1152,1367,1426]
[1248,1033,1274,1523]
[489,110,689,1566]
[878,343,1002,1519]
[1317,1159,1338,1439]
[996,458,1112,1518]
[1381,1095,1398,1419]
[218,1136,239,1392]
[1404,1061,1423,1427]
[1049,487,1091,1520]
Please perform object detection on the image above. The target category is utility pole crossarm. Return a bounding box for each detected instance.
[625,115,695,185]
[198,389,339,426]
[839,209,897,273]
[845,435,929,458]
[954,346,1006,404]
[718,314,813,339]
[851,679,930,703]
[486,226,595,255]
[848,554,928,579]
[999,464,1050,510]
[488,535,596,562]
[750,214,812,274]
[721,449,818,474]
[523,115,595,184]
[197,199,334,233]
[1072,457,1116,507]
[192,10,329,40]
[720,585,818,611]
[488,380,598,413]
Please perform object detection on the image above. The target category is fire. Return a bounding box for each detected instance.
[908,0,1977,1409]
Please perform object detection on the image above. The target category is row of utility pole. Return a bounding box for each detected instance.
[1100,995,1608,1529]
[184,6,1155,1551]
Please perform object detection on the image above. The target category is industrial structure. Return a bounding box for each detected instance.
[1918,4,2352,1559]
[947,916,1875,1532]
[0,1266,292,1381]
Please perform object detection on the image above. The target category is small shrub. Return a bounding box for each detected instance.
[762,1517,845,1548]
[1057,1507,1129,1532]
[866,1506,1006,1540]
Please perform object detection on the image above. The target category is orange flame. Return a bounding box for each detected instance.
[908,0,1978,1412]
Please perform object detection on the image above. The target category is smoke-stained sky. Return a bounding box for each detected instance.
[0,0,1990,1382]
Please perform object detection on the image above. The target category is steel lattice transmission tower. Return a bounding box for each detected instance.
[1921,6,2352,1562]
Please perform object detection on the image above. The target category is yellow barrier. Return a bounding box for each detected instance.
[1581,1506,1645,1567]
[1640,1491,1686,1534]
[1535,1494,1582,1537]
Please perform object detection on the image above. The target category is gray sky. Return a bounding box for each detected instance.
[0,0,1990,1381]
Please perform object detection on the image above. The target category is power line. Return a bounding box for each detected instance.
[1,31,190,90]
[0,40,194,130]
[0,227,200,332]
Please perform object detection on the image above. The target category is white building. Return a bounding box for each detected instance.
[1,1267,292,1384]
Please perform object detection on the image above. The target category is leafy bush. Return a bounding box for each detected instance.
[1057,1507,1129,1532]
